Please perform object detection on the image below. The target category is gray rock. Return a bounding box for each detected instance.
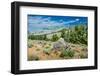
[53,38,68,51]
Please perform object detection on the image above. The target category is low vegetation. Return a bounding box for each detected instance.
[28,25,88,60]
[60,49,75,58]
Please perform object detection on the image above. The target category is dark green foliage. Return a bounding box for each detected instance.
[28,34,47,40]
[51,34,59,41]
[61,29,66,38]
[64,25,88,45]
[28,25,87,45]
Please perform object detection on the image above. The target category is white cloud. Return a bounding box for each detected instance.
[76,18,79,21]
[28,16,80,27]
[28,16,65,27]
[63,19,80,24]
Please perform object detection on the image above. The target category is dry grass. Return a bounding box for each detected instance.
[28,40,88,61]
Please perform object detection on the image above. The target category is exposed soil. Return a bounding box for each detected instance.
[28,40,88,61]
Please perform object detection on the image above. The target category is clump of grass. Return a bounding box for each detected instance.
[44,42,47,45]
[28,55,39,61]
[81,47,87,52]
[36,48,40,51]
[49,43,51,46]
[43,46,52,55]
[60,48,75,58]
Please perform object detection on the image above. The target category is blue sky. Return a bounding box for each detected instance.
[28,15,88,32]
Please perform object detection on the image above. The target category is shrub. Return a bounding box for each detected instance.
[43,46,52,55]
[28,55,39,61]
[36,48,40,51]
[61,29,66,38]
[60,49,75,58]
[52,34,59,42]
[64,25,87,45]
[63,32,70,42]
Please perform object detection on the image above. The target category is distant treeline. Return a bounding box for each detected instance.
[28,34,47,40]
[28,25,87,45]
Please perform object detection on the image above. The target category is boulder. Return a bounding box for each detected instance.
[53,38,68,51]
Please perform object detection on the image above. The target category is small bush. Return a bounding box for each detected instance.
[63,25,87,45]
[28,55,39,61]
[36,48,40,51]
[49,43,51,46]
[52,34,59,42]
[43,46,52,55]
[60,49,75,58]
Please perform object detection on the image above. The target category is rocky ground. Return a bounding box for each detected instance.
[28,38,88,61]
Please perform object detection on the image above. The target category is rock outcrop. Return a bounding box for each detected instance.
[53,38,68,51]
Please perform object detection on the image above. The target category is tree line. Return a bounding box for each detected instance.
[28,25,87,45]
